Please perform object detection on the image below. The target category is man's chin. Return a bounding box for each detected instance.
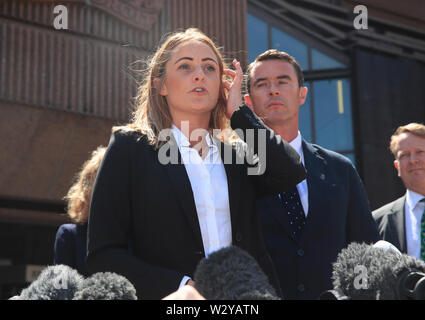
[404,176,425,193]
[265,111,289,123]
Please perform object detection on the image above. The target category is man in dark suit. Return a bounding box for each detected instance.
[244,49,380,299]
[373,123,425,259]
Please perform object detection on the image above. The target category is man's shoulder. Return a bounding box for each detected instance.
[303,141,353,167]
[56,223,78,239]
[372,196,405,220]
[58,223,77,232]
[111,126,148,143]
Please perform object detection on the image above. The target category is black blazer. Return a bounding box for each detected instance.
[373,196,407,253]
[86,106,306,299]
[257,140,380,300]
[54,223,89,277]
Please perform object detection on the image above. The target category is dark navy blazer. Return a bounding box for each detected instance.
[257,140,380,300]
[54,223,89,277]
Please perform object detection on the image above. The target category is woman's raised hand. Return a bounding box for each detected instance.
[223,59,244,119]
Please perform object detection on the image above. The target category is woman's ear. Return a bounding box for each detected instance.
[153,77,167,96]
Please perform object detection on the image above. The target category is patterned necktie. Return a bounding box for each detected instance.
[420,198,425,261]
[280,186,306,241]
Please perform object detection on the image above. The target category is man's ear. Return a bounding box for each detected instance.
[394,160,400,176]
[154,78,167,96]
[244,94,253,110]
[299,86,308,105]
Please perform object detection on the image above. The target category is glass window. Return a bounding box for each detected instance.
[246,12,354,159]
[247,14,268,63]
[313,78,354,151]
[271,27,309,70]
[312,49,345,70]
[299,82,312,143]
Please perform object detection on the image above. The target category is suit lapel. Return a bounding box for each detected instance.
[299,140,328,245]
[263,195,294,237]
[387,196,407,253]
[161,135,204,250]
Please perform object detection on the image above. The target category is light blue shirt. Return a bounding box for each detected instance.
[405,189,425,259]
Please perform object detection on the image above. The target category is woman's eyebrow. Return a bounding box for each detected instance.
[174,57,218,65]
[174,57,192,64]
[202,57,218,65]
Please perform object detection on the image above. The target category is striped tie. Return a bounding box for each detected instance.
[421,198,425,261]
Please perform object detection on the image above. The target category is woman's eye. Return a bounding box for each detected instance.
[203,64,216,72]
[178,64,190,70]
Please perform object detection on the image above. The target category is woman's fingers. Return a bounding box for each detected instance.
[223,59,243,88]
[224,60,243,78]
[233,59,243,79]
[222,81,231,90]
[223,69,236,78]
[224,59,243,119]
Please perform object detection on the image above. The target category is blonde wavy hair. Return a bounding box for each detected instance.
[64,146,106,225]
[115,28,233,148]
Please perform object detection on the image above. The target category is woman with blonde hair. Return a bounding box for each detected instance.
[87,28,306,299]
[54,146,106,277]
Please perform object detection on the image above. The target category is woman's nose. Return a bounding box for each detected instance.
[193,66,205,82]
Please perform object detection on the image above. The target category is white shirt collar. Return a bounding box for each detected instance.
[172,125,218,152]
[288,131,305,165]
[172,125,190,148]
[406,189,425,211]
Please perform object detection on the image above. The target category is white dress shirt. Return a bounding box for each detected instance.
[172,125,232,288]
[282,131,309,216]
[405,189,425,259]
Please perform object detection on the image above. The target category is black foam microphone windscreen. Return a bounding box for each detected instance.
[331,242,401,300]
[13,264,84,300]
[332,241,425,300]
[379,253,425,300]
[73,272,137,300]
[193,246,280,300]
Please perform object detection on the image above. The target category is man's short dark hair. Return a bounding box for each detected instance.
[245,49,304,94]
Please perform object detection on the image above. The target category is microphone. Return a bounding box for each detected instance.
[9,265,137,300]
[73,272,137,300]
[330,241,425,300]
[11,265,84,300]
[318,289,351,300]
[331,242,401,300]
[193,246,280,300]
[372,240,402,256]
[382,253,425,300]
